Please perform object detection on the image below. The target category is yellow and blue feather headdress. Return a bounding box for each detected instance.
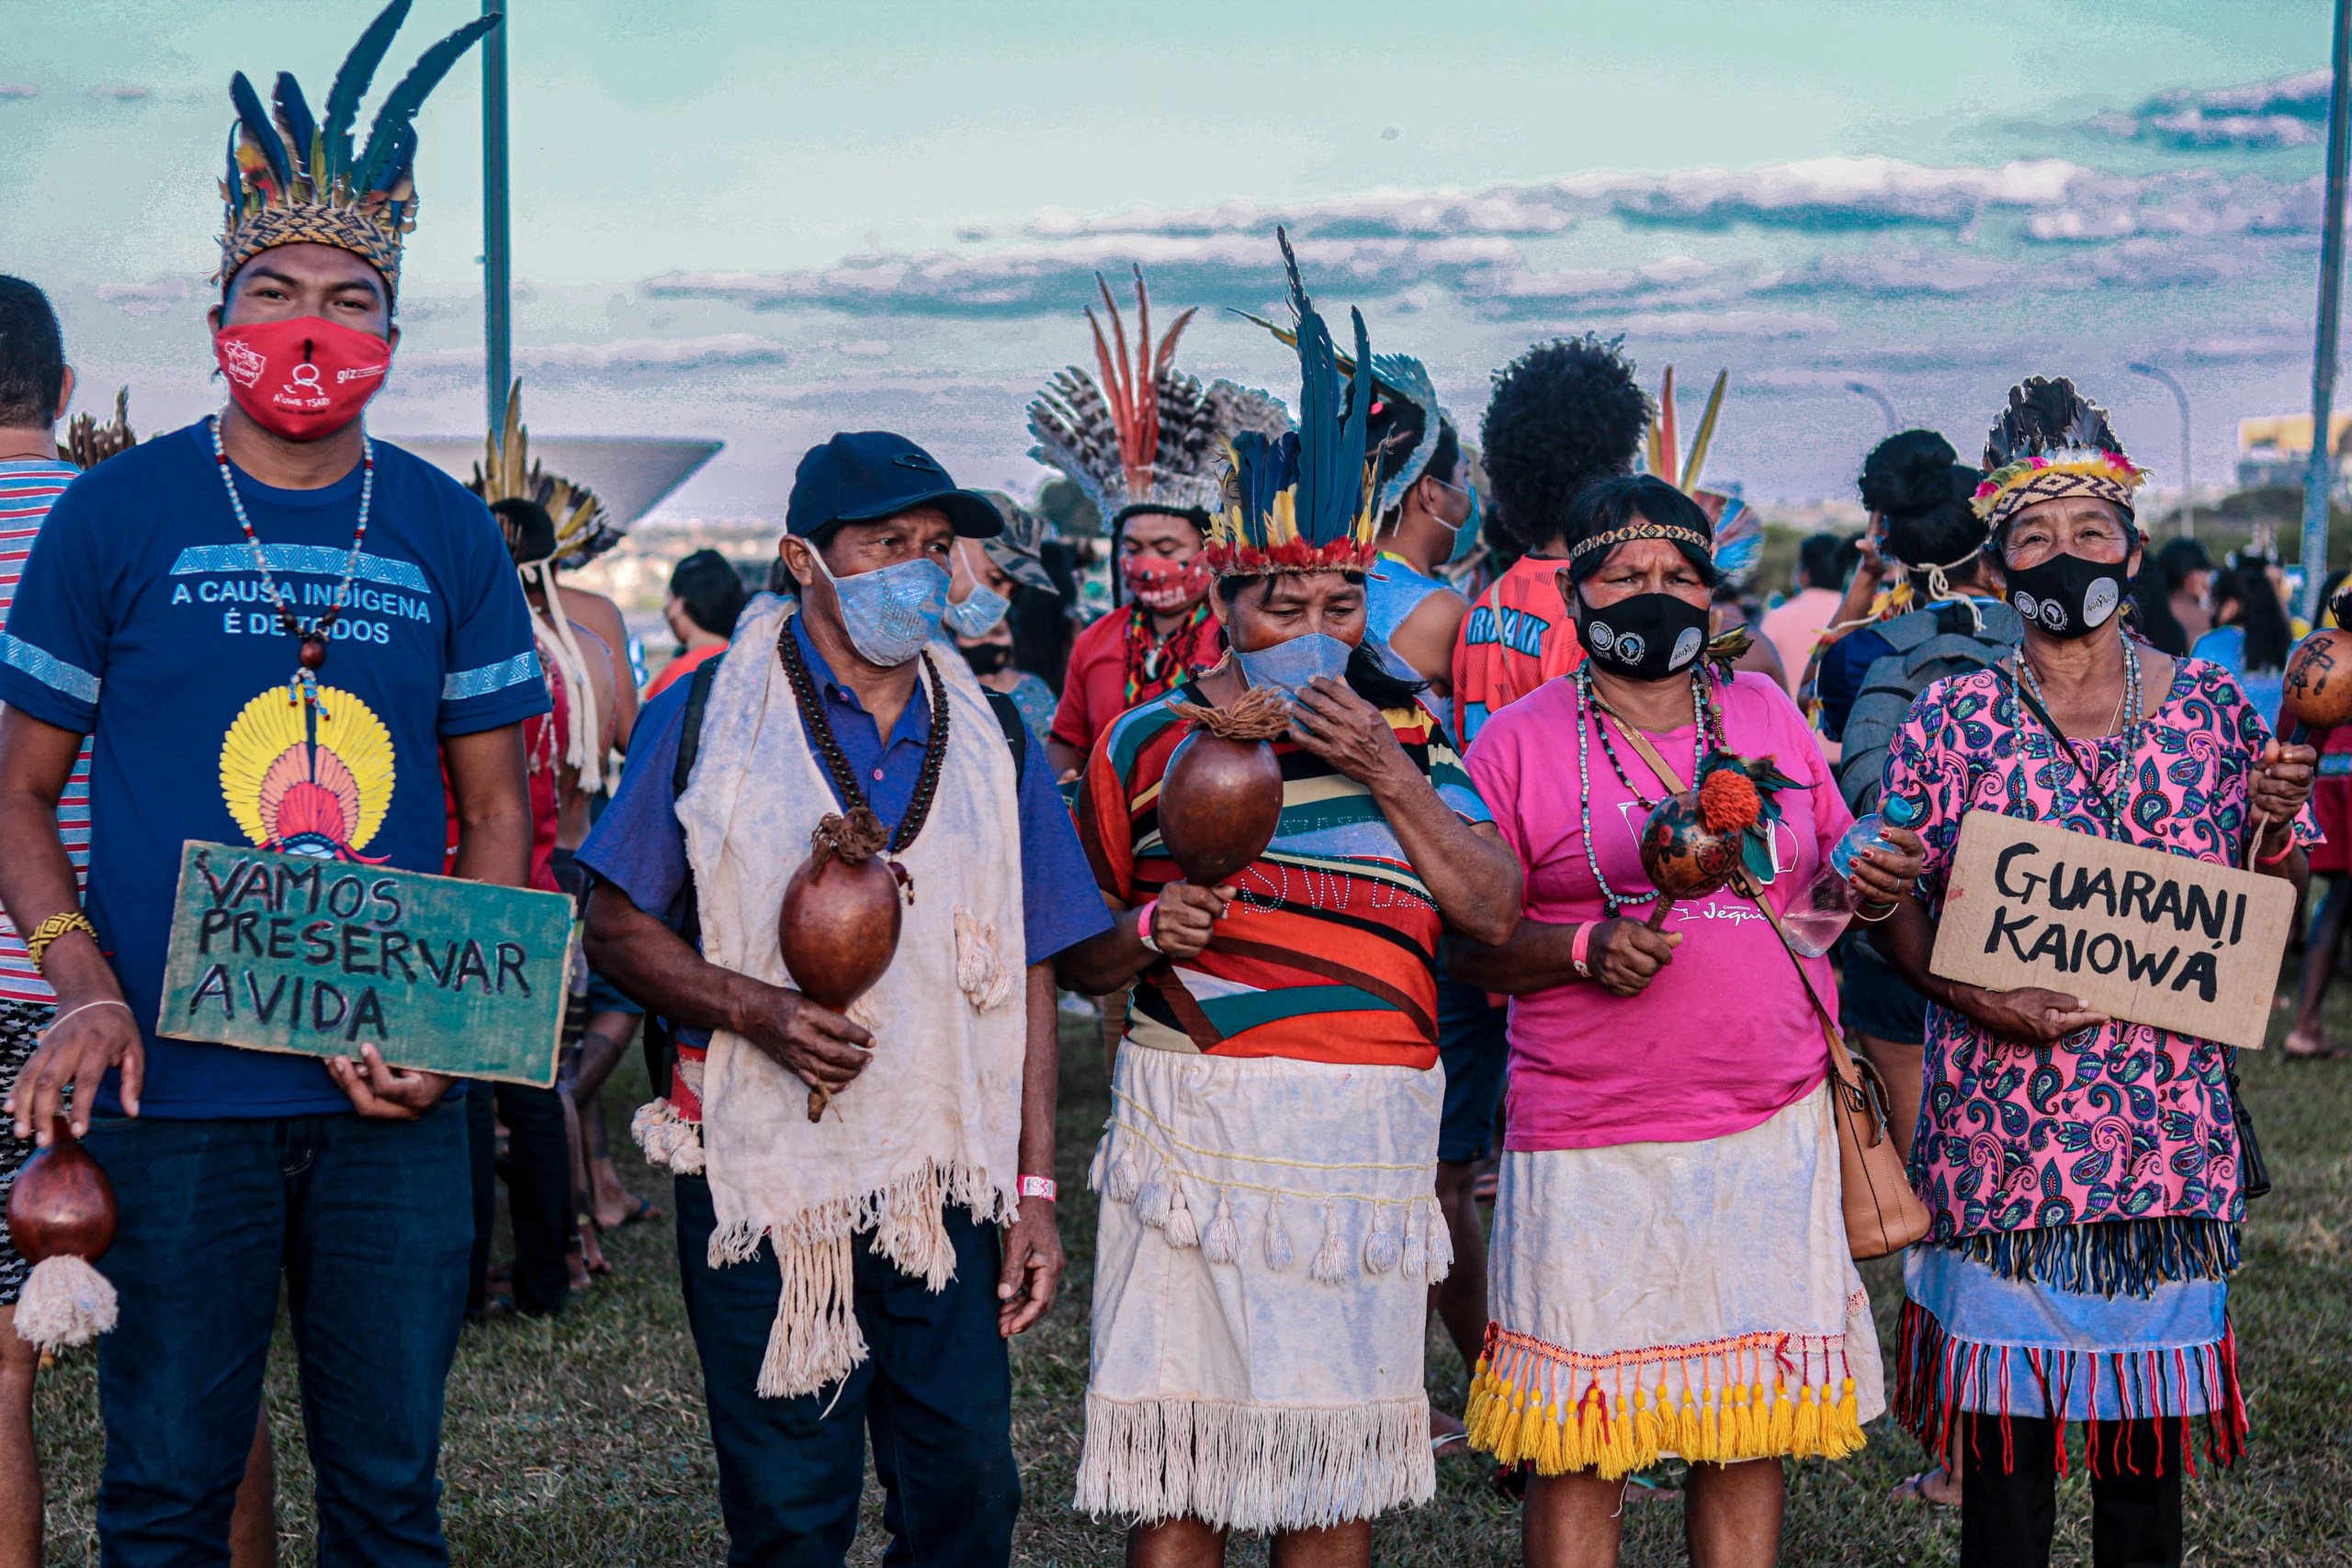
[1208,232,1383,578]
[217,0,499,292]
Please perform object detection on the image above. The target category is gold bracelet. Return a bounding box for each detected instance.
[24,911,98,975]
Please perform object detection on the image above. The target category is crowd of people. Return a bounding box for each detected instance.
[0,9,2333,1568]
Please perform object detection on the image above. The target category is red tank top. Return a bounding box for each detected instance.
[1452,554,1584,744]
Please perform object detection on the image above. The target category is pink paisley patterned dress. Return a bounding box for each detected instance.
[1880,650,2314,1473]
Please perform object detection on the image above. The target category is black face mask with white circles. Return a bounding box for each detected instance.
[1573,590,1713,682]
[2003,551,2129,639]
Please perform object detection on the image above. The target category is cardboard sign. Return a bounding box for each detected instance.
[156,841,574,1086]
[1928,810,2294,1050]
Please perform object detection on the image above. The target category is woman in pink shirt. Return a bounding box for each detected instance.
[1450,476,1919,1568]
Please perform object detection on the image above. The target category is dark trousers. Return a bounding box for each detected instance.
[673,1174,1020,1568]
[1961,1414,2183,1568]
[85,1103,472,1568]
[466,1080,571,1317]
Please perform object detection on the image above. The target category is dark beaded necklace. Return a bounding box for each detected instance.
[776,615,950,855]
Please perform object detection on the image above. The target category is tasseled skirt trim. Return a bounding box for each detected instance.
[1939,1217,2239,1300]
[1464,1321,1866,1481]
[1893,1298,2247,1479]
[1076,1391,1433,1533]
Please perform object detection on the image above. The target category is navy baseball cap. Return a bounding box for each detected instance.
[786,431,1002,540]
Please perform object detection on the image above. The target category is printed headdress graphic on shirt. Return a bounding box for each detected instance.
[219,684,396,862]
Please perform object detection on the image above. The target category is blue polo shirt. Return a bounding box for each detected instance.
[577,608,1110,1038]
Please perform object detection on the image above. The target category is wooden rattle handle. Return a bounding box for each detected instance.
[1645,898,1676,931]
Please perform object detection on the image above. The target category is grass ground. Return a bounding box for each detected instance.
[28,976,2352,1565]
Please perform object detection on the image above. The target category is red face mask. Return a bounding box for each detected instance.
[213,316,391,441]
[1122,552,1211,612]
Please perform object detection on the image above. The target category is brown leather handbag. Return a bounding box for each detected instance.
[1611,720,1931,1260]
[1751,896,1933,1258]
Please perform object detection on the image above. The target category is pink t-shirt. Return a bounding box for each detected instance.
[1466,670,1853,1151]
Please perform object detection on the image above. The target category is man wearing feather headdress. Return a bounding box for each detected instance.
[1034,269,1284,784]
[1057,235,1521,1561]
[0,8,547,1562]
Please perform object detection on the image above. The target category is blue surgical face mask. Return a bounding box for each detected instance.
[808,547,950,668]
[1234,629,1354,703]
[942,582,1012,637]
[1428,474,1483,566]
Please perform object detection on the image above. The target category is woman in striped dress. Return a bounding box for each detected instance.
[1056,242,1521,1565]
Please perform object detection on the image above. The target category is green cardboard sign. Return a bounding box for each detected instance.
[156,841,574,1087]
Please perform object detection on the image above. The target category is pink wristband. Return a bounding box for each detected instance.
[1135,897,1161,954]
[1570,921,1595,979]
[2258,832,2298,867]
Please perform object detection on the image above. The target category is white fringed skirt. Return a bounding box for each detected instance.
[1077,1043,1447,1532]
[1468,1085,1885,1479]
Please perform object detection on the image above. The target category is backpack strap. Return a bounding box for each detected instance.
[672,653,724,801]
[982,688,1030,787]
[640,651,726,1099]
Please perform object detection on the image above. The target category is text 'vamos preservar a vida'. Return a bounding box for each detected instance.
[155,841,574,1086]
[1929,811,2295,1051]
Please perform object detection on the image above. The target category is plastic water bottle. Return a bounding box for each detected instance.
[1782,795,1923,958]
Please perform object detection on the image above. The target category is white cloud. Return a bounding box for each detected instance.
[96,277,192,317]
[1612,310,1837,340]
[401,333,793,378]
[85,84,149,101]
[2094,69,2332,150]
[0,85,37,101]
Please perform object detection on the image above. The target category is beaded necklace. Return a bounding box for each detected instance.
[209,414,373,714]
[1575,663,1719,915]
[2009,634,2146,839]
[1123,600,1214,705]
[776,615,950,855]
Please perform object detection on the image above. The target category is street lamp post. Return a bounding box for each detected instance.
[481,0,512,432]
[1844,380,1898,434]
[2301,0,2352,626]
[2126,360,2193,539]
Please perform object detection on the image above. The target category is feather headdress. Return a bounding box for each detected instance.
[1638,365,1758,587]
[1973,376,2145,528]
[59,389,138,471]
[468,380,622,570]
[1027,266,1288,529]
[217,0,500,293]
[1237,310,1444,520]
[1207,231,1382,579]
[469,380,616,792]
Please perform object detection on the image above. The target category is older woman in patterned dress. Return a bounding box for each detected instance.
[1873,378,2316,1568]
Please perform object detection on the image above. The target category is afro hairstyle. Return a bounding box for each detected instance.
[1479,334,1651,558]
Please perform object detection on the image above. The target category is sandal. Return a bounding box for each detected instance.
[1893,1465,1961,1507]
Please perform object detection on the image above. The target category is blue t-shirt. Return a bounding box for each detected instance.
[0,423,550,1117]
[577,613,1113,1048]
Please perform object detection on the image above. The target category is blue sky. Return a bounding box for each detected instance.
[0,0,2343,516]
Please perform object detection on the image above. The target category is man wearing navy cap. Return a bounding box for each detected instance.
[580,432,1111,1565]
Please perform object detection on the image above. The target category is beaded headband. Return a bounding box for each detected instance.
[1567,521,1713,564]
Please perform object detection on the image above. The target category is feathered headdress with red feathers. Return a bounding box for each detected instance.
[1027,266,1289,531]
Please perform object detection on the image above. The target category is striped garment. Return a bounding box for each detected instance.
[0,460,91,1004]
[1078,677,1489,1068]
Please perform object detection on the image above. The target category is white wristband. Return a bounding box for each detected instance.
[1019,1175,1057,1202]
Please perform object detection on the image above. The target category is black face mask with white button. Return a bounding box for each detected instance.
[2003,551,2128,639]
[1574,589,1713,682]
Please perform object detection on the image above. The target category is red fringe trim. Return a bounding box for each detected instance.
[1204,537,1380,577]
[1893,1298,2247,1478]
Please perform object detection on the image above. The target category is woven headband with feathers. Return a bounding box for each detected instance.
[469,381,623,570]
[218,0,499,291]
[1208,230,1381,578]
[1027,265,1288,525]
[1973,375,2145,527]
